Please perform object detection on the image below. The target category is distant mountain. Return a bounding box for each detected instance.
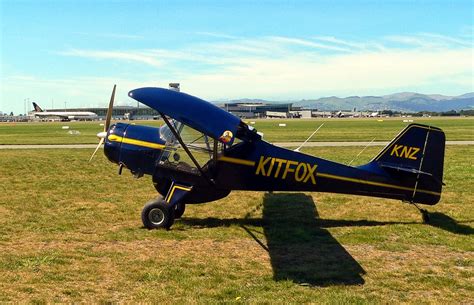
[457,92,474,99]
[217,92,473,112]
[226,98,270,104]
[293,92,474,112]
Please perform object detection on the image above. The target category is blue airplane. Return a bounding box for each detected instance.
[90,85,445,229]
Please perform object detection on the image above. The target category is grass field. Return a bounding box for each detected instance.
[0,144,472,303]
[1,117,473,144]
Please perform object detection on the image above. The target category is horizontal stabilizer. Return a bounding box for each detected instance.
[378,162,444,186]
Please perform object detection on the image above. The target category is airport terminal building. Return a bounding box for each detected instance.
[6,84,311,121]
[25,102,308,121]
[220,102,300,118]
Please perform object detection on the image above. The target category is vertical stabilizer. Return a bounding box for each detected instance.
[32,102,44,112]
[370,123,445,204]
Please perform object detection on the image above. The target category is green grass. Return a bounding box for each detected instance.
[1,117,473,144]
[0,146,472,303]
[0,120,164,145]
[252,117,474,142]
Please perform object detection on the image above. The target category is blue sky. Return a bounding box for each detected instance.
[1,0,473,114]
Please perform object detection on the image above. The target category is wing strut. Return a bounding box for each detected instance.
[294,123,324,152]
[160,112,215,186]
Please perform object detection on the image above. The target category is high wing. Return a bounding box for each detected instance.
[128,87,243,145]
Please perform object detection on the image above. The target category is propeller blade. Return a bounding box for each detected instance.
[105,84,116,131]
[89,137,104,162]
[90,84,115,162]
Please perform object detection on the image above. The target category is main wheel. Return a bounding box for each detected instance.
[174,202,186,219]
[141,198,175,230]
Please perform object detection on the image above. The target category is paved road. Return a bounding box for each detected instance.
[0,141,472,149]
[275,141,474,147]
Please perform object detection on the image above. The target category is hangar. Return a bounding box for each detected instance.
[34,103,306,120]
[220,102,307,118]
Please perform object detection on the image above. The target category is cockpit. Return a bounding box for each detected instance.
[156,118,224,175]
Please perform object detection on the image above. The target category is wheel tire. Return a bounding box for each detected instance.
[174,202,186,219]
[141,198,175,230]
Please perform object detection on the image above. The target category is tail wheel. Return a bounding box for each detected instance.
[174,202,186,219]
[141,197,175,230]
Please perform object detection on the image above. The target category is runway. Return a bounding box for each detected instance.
[0,141,472,149]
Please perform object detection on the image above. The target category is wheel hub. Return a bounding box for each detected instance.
[148,208,165,225]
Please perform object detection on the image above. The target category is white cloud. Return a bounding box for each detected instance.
[269,36,351,52]
[386,33,472,49]
[312,36,365,49]
[179,48,473,100]
[73,32,145,40]
[195,31,239,40]
[3,33,473,114]
[58,49,162,68]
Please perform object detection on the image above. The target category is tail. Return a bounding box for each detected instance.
[371,123,445,205]
[32,102,43,112]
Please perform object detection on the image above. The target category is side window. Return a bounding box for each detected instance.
[157,119,222,173]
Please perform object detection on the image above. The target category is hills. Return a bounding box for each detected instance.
[224,92,474,112]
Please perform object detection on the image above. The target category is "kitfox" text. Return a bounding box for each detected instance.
[255,156,317,184]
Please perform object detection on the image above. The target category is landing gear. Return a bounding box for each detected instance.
[145,180,192,229]
[141,197,175,230]
[409,201,430,224]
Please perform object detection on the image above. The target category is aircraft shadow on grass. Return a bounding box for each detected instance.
[425,212,474,235]
[180,195,473,286]
[259,193,365,286]
[182,193,400,286]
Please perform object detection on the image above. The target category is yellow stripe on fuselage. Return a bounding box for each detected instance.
[218,156,256,166]
[218,155,440,196]
[316,172,441,196]
[108,134,166,150]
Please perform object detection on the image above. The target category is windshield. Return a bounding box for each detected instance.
[159,119,183,145]
[157,119,222,174]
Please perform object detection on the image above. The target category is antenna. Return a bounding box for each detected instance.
[347,137,376,166]
[294,123,324,152]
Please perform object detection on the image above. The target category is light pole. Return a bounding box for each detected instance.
[24,98,30,115]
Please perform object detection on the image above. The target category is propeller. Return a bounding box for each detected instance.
[89,84,116,162]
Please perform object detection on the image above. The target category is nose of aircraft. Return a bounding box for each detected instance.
[103,123,128,165]
[97,131,107,139]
